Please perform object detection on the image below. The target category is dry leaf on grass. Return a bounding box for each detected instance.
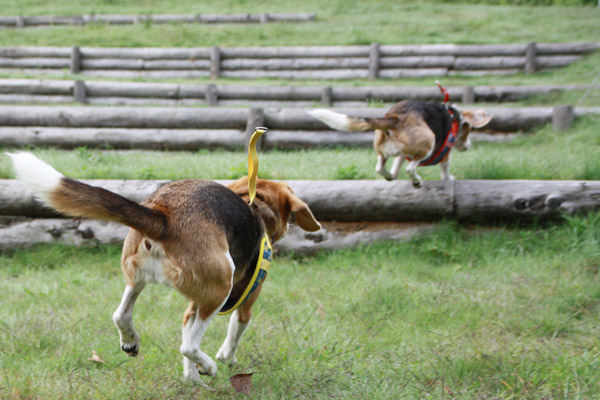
[230,373,253,395]
[87,351,105,364]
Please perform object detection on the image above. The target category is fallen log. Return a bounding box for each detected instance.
[0,218,433,254]
[0,127,246,150]
[1,179,598,223]
[0,106,248,129]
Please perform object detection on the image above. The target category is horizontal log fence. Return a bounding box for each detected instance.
[0,13,315,28]
[0,78,593,107]
[0,105,597,150]
[1,179,598,252]
[1,179,598,221]
[0,42,596,80]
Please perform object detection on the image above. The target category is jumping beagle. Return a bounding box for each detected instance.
[7,152,320,383]
[309,100,492,188]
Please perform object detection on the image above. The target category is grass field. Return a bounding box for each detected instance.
[1,1,599,399]
[1,214,599,399]
[1,114,599,182]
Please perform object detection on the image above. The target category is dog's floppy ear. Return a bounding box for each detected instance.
[286,191,321,232]
[462,109,492,129]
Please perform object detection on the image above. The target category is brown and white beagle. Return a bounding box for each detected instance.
[7,152,320,383]
[309,100,492,188]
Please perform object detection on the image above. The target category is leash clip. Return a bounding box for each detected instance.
[247,127,268,205]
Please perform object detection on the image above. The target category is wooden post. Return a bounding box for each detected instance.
[552,105,574,131]
[525,42,537,74]
[259,13,269,24]
[368,42,380,80]
[244,107,266,151]
[70,46,81,74]
[321,87,333,106]
[210,46,221,80]
[205,83,218,106]
[462,86,475,104]
[16,16,25,28]
[73,80,86,103]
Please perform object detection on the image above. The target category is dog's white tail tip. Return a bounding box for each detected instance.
[6,151,63,203]
[308,109,351,131]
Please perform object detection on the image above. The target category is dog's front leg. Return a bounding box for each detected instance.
[375,154,393,181]
[439,159,455,181]
[405,160,423,188]
[216,309,249,365]
[112,283,146,357]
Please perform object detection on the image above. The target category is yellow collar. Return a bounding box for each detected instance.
[218,233,272,315]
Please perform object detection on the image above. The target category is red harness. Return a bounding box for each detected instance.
[407,82,459,166]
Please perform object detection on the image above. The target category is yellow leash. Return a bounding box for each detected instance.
[247,127,268,205]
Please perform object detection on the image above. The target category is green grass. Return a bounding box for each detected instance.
[0,1,598,48]
[1,115,598,182]
[1,212,599,399]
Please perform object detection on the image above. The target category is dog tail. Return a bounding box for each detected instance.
[309,109,397,132]
[7,152,169,241]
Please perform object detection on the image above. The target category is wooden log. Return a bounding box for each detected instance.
[0,127,246,150]
[73,80,86,103]
[378,68,448,78]
[380,56,454,68]
[265,130,372,149]
[220,46,370,59]
[264,107,385,130]
[0,46,71,57]
[462,86,475,104]
[221,57,369,70]
[81,69,211,79]
[448,69,521,77]
[552,105,574,131]
[0,219,431,254]
[454,56,525,70]
[481,107,552,131]
[380,44,527,56]
[368,43,380,80]
[79,47,211,60]
[0,57,69,69]
[454,180,600,222]
[217,85,320,100]
[321,87,333,106]
[536,55,581,68]
[210,46,221,79]
[0,106,248,129]
[70,46,81,74]
[244,107,265,151]
[205,83,218,106]
[536,42,600,55]
[1,180,599,223]
[524,42,537,73]
[0,79,73,94]
[0,94,74,104]
[221,69,370,80]
[85,81,181,98]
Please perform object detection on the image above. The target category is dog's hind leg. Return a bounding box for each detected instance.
[405,160,423,188]
[390,156,405,180]
[375,154,393,181]
[180,252,235,382]
[113,283,146,357]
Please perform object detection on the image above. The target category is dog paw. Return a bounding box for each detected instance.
[412,180,423,189]
[120,332,140,357]
[216,346,237,365]
[121,341,139,357]
[197,359,217,377]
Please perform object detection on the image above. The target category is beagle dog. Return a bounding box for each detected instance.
[7,152,320,383]
[309,100,492,188]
